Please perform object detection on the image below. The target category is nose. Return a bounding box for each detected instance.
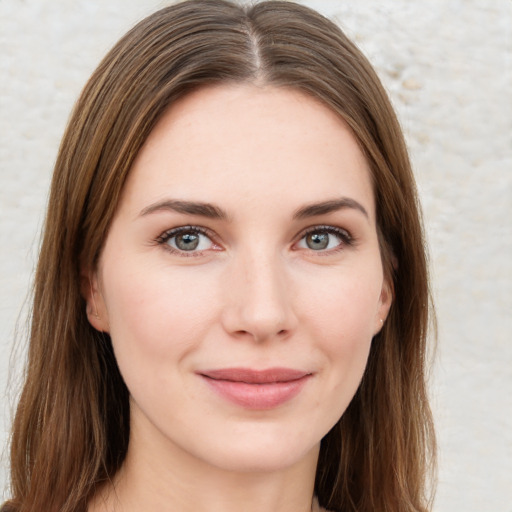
[221,247,297,342]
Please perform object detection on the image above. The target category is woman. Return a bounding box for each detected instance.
[2,1,436,511]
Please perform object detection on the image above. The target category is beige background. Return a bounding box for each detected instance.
[1,1,511,510]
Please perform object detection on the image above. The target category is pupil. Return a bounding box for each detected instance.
[307,232,329,250]
[176,233,199,250]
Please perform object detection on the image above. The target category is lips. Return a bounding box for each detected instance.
[198,367,312,409]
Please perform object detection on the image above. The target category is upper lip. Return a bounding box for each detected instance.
[199,367,311,384]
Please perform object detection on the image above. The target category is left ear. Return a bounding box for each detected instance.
[374,277,393,335]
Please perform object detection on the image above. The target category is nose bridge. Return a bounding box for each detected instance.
[222,242,296,341]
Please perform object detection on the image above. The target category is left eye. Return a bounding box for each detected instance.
[161,228,214,252]
[297,228,350,251]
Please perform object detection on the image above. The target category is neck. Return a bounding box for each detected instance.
[89,411,320,512]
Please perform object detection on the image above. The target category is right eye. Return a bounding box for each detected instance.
[157,226,218,255]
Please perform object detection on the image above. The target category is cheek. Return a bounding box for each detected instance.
[299,266,381,401]
[301,266,382,343]
[102,259,222,369]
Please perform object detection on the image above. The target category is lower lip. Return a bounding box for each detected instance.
[201,375,310,410]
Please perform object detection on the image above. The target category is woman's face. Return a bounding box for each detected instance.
[88,84,391,473]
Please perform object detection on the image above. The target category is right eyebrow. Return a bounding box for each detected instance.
[139,199,228,220]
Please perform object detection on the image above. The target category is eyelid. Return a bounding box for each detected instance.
[294,224,354,252]
[155,225,221,256]
[154,223,354,257]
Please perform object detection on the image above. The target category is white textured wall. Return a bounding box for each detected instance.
[1,1,511,510]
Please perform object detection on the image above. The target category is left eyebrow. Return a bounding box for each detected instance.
[293,198,369,220]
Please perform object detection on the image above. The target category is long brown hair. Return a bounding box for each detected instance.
[3,1,436,511]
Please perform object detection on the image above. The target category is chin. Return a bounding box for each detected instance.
[207,441,319,474]
[187,421,323,474]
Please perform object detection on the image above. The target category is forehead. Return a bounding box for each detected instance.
[121,84,375,220]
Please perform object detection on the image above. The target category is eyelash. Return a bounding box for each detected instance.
[155,226,218,257]
[298,225,354,254]
[155,224,354,256]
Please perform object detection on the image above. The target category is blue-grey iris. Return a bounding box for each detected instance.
[176,232,200,250]
[306,232,329,250]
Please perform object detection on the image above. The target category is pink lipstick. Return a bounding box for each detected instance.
[199,367,312,409]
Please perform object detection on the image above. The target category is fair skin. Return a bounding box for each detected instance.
[86,84,391,512]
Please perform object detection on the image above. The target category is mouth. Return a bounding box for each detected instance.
[198,367,313,409]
